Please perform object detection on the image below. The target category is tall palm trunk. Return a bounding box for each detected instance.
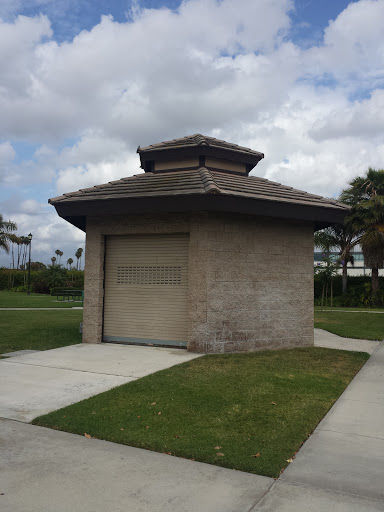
[372,268,379,292]
[342,264,348,294]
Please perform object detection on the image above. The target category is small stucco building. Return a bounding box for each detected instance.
[49,134,348,353]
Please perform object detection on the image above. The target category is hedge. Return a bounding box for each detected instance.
[0,268,84,294]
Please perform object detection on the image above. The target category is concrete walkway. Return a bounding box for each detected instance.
[1,333,384,511]
[0,343,201,422]
[0,418,274,512]
[0,307,83,310]
[314,327,381,354]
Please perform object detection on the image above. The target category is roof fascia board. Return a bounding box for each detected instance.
[139,146,263,170]
[52,194,347,228]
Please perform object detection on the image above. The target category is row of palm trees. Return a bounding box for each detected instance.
[51,248,84,270]
[315,168,384,297]
[0,216,85,270]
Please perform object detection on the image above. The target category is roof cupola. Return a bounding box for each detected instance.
[137,134,264,176]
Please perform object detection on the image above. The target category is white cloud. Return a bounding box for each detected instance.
[304,0,384,87]
[1,0,384,265]
[19,199,41,214]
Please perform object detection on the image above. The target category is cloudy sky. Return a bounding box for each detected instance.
[1,0,383,267]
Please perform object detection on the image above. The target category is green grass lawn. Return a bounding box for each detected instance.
[0,290,82,308]
[314,309,384,341]
[0,310,83,353]
[33,347,368,478]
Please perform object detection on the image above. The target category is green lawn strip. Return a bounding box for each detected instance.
[0,310,83,353]
[32,348,368,478]
[315,310,384,341]
[0,291,81,308]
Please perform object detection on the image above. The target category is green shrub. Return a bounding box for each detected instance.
[0,267,84,293]
[314,274,384,307]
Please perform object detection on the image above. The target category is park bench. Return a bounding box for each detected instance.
[51,288,84,303]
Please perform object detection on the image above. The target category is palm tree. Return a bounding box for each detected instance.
[0,214,17,253]
[75,248,83,270]
[55,249,64,265]
[67,257,74,269]
[51,256,57,266]
[341,168,384,294]
[314,223,361,295]
[8,233,20,268]
[20,236,30,269]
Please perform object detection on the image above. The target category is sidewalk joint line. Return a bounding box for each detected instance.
[317,427,384,441]
[246,479,277,512]
[1,360,134,378]
[278,478,384,504]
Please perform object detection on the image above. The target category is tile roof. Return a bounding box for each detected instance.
[49,167,348,212]
[137,134,264,159]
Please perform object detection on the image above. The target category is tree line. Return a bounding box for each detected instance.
[315,168,384,304]
[51,247,83,270]
[0,215,84,270]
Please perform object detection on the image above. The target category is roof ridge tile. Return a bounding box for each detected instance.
[198,167,221,194]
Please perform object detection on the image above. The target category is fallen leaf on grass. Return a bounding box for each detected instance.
[145,426,149,429]
[271,402,277,405]
[157,412,162,415]
[151,402,156,406]
[252,453,261,458]
[120,428,124,431]
[214,446,222,450]
[286,458,293,463]
[174,435,181,438]
[84,433,92,439]
[216,453,224,457]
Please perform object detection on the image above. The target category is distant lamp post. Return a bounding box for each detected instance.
[27,233,33,296]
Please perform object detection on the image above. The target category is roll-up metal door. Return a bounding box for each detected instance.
[103,234,189,347]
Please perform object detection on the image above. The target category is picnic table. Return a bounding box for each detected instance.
[51,288,84,304]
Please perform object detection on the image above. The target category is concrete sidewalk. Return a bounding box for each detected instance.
[0,418,274,512]
[252,341,384,511]
[314,327,381,354]
[2,333,384,511]
[0,343,201,422]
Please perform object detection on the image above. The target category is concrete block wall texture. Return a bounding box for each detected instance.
[82,212,314,353]
[188,213,314,353]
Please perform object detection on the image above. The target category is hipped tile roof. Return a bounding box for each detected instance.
[137,133,264,159]
[49,167,348,212]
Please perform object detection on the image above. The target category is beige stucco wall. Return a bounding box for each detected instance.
[154,158,198,171]
[83,212,314,353]
[205,157,246,174]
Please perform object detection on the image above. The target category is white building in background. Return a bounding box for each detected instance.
[314,251,384,277]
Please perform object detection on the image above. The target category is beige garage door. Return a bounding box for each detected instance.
[103,234,189,347]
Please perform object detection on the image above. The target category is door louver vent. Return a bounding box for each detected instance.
[117,266,182,285]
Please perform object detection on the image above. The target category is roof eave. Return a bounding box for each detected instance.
[50,194,347,232]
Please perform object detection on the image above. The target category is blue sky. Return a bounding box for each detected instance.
[0,0,383,267]
[5,0,357,44]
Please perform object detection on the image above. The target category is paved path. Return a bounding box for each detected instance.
[0,418,273,512]
[317,309,384,313]
[0,307,83,310]
[2,334,384,511]
[314,328,381,354]
[0,343,201,422]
